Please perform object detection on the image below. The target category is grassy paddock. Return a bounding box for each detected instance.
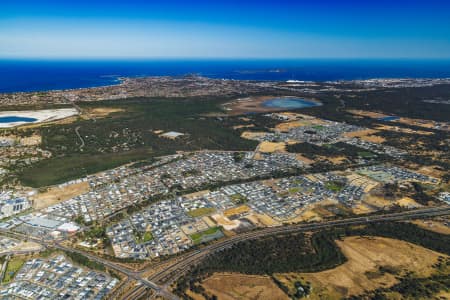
[187,207,216,218]
[3,257,25,283]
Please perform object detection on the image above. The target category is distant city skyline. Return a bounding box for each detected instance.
[1,0,450,59]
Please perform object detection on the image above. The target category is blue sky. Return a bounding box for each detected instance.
[1,0,449,59]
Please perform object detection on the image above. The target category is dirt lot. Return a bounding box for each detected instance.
[82,107,124,119]
[362,194,394,209]
[32,181,90,209]
[223,205,251,218]
[295,154,315,164]
[257,141,286,153]
[241,131,268,140]
[352,203,375,215]
[411,219,450,235]
[246,213,280,227]
[275,236,446,299]
[416,165,446,179]
[198,273,289,300]
[347,109,388,119]
[343,128,386,143]
[375,124,433,135]
[232,124,255,130]
[326,156,348,164]
[395,197,422,208]
[212,214,241,231]
[275,118,325,132]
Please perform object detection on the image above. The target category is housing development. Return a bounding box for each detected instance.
[0,76,449,300]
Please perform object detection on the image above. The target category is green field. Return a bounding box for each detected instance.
[3,257,25,283]
[325,181,345,192]
[190,226,222,244]
[230,193,249,205]
[288,187,301,194]
[138,231,153,243]
[358,151,376,158]
[187,207,216,218]
[18,97,257,187]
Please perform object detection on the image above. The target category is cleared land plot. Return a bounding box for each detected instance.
[32,181,90,209]
[199,273,289,300]
[81,107,124,119]
[253,214,279,227]
[187,207,216,218]
[411,220,450,235]
[343,129,386,144]
[395,197,422,208]
[375,124,434,135]
[212,215,241,231]
[275,118,326,132]
[257,141,286,153]
[275,236,446,299]
[240,131,268,140]
[223,205,251,218]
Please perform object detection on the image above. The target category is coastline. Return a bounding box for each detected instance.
[2,59,450,94]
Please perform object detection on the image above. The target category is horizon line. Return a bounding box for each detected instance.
[2,57,450,61]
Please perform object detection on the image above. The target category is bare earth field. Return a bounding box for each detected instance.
[274,236,447,299]
[81,107,125,119]
[275,118,326,132]
[257,141,286,153]
[199,273,289,300]
[411,219,450,235]
[187,236,447,300]
[32,181,90,209]
[375,124,434,135]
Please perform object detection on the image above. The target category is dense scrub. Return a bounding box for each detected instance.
[19,97,257,186]
[198,232,345,275]
[286,142,378,160]
[175,221,450,299]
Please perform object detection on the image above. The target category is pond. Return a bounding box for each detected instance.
[262,97,321,109]
[0,116,38,123]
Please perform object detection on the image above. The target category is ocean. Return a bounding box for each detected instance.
[1,59,450,93]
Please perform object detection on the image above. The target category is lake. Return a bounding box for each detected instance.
[262,97,321,109]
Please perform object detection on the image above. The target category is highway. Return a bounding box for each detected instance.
[2,206,449,300]
[147,206,450,286]
[0,229,179,300]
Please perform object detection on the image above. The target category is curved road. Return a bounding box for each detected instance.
[2,206,449,300]
[148,206,450,286]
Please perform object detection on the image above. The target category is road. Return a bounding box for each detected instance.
[2,206,449,300]
[74,126,85,150]
[147,206,450,286]
[0,230,178,300]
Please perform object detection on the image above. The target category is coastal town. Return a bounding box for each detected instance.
[2,0,450,298]
[0,75,448,299]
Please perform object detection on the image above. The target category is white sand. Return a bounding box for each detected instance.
[0,108,78,128]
